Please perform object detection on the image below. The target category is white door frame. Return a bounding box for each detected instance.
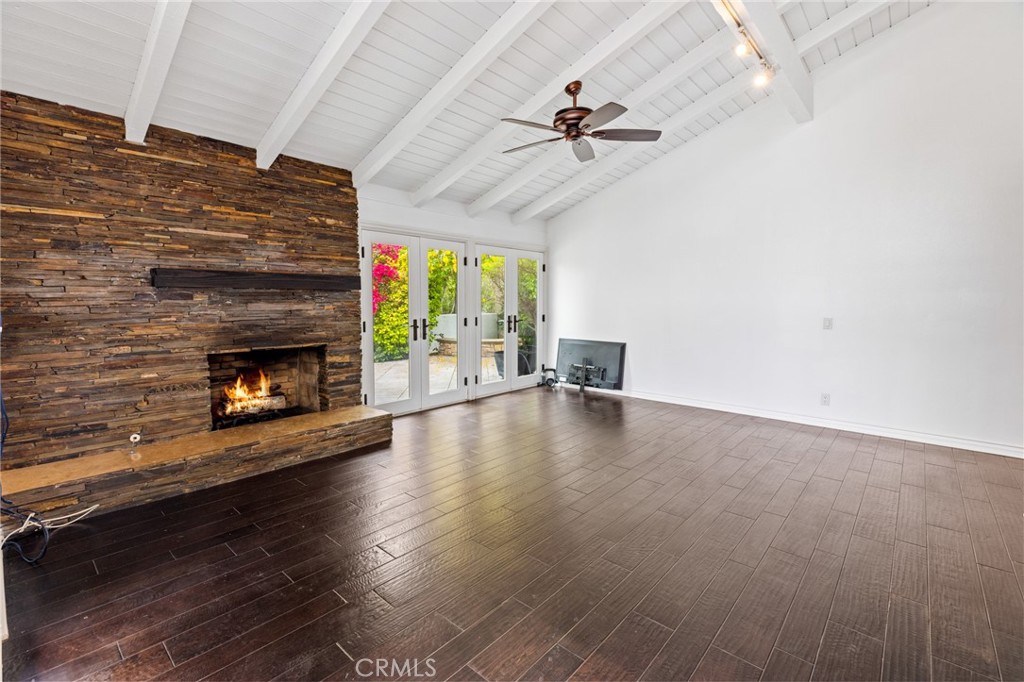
[360,226,546,412]
[474,244,545,398]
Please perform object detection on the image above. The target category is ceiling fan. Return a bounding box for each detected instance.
[501,80,661,163]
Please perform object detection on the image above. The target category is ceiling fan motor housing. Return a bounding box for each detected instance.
[553,107,593,138]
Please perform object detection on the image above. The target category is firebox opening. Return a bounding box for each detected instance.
[207,345,327,431]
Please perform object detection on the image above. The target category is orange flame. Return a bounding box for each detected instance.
[223,368,272,415]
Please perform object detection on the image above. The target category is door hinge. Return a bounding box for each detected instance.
[463,317,468,327]
[475,258,479,267]
[542,263,546,272]
[474,375,479,385]
[464,377,468,386]
[362,321,366,333]
[361,246,366,258]
[362,394,367,405]
[474,317,479,326]
[541,314,546,322]
[463,256,468,266]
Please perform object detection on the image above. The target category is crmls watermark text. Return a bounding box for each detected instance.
[355,658,437,678]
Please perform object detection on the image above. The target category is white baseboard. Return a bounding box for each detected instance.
[579,387,1024,459]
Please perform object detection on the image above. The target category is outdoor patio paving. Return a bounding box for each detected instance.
[374,354,503,404]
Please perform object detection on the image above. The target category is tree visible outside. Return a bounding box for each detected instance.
[373,244,460,362]
[372,243,409,362]
[372,244,537,370]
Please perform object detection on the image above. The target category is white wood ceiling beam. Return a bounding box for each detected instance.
[256,0,390,170]
[352,1,549,188]
[410,1,689,207]
[513,68,758,223]
[467,29,734,217]
[775,0,802,15]
[124,0,191,143]
[720,0,814,123]
[794,2,893,55]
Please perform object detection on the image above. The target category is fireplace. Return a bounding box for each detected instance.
[207,345,327,430]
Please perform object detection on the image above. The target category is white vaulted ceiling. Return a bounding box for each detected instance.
[1,0,935,222]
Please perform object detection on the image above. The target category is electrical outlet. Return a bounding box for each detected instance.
[823,317,833,330]
[821,393,831,407]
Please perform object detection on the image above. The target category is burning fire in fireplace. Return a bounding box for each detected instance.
[221,368,286,416]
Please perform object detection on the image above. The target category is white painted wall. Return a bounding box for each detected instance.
[359,183,546,250]
[547,2,1023,456]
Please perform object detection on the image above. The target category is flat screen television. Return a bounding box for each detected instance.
[555,338,626,390]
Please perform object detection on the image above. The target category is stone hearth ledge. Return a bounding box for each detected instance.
[0,406,392,523]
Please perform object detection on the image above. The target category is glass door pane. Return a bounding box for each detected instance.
[516,257,539,378]
[371,241,412,406]
[425,245,460,398]
[480,253,506,385]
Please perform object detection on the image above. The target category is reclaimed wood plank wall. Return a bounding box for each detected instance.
[0,92,363,470]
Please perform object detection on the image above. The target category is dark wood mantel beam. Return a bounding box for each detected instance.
[151,268,360,291]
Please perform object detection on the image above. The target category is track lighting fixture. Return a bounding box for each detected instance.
[718,1,775,88]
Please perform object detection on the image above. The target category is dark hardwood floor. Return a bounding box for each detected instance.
[3,389,1022,682]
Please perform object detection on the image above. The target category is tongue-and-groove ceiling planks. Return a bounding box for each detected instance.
[1,0,933,222]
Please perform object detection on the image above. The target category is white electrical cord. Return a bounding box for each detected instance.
[3,504,100,538]
[36,504,100,530]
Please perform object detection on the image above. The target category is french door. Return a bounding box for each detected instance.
[363,231,468,413]
[476,245,544,396]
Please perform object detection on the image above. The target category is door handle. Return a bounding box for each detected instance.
[411,318,418,342]
[422,318,428,341]
[507,315,513,334]
[513,315,518,333]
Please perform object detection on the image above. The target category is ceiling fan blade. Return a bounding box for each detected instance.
[501,118,559,132]
[591,128,662,142]
[580,102,627,131]
[572,138,595,163]
[503,137,562,154]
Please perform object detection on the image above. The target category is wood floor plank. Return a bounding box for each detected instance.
[468,559,629,681]
[927,491,970,533]
[771,477,842,559]
[891,541,928,604]
[991,630,1024,682]
[830,534,893,639]
[882,595,931,681]
[977,566,1024,639]
[963,498,1015,572]
[639,560,753,682]
[853,485,899,545]
[567,612,671,682]
[691,646,762,682]
[762,478,806,517]
[5,391,1022,682]
[310,612,460,682]
[426,598,532,682]
[634,511,752,627]
[812,620,883,682]
[762,649,813,682]
[776,550,844,662]
[714,548,807,668]
[902,450,927,488]
[80,643,174,682]
[867,459,903,492]
[832,469,868,516]
[559,551,677,660]
[931,657,999,681]
[730,512,787,568]
[896,484,927,547]
[815,510,856,558]
[955,461,990,501]
[928,525,1001,679]
[520,645,584,682]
